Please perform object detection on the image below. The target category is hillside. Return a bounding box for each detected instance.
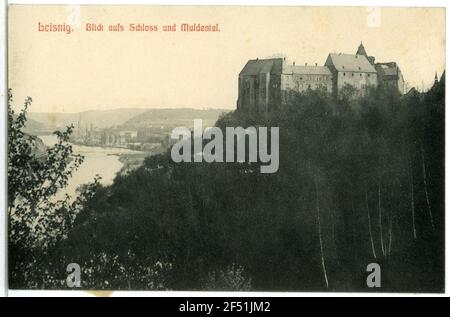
[27,108,229,131]
[28,108,149,130]
[122,108,228,129]
[61,82,445,291]
[22,117,52,135]
[9,113,52,135]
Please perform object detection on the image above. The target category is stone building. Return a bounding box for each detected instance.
[237,43,405,112]
[356,43,405,94]
[374,62,405,93]
[236,58,283,113]
[324,52,378,96]
[236,58,333,112]
[280,63,333,104]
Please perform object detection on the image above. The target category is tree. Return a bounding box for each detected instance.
[8,77,444,291]
[7,89,94,288]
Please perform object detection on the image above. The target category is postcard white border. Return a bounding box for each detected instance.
[0,0,448,297]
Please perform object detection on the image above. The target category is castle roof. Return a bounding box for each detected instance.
[283,65,332,76]
[326,53,377,73]
[239,58,283,76]
[356,43,368,57]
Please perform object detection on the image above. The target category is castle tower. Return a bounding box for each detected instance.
[356,42,375,65]
[356,42,368,57]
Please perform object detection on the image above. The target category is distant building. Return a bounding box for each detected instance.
[237,43,405,112]
[119,130,138,144]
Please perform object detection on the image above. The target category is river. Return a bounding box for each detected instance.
[39,134,143,199]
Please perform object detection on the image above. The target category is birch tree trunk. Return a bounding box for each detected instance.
[378,181,385,257]
[350,195,356,247]
[421,142,435,231]
[314,178,329,289]
[409,156,417,240]
[330,206,336,254]
[387,208,393,256]
[365,181,377,259]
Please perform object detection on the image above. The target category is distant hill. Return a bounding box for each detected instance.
[24,117,48,132]
[122,108,228,129]
[27,108,229,131]
[10,114,53,135]
[28,108,149,130]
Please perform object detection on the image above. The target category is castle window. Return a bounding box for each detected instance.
[352,73,354,76]
[343,73,346,76]
[368,74,371,77]
[360,73,362,77]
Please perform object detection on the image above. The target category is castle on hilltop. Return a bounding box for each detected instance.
[237,43,405,112]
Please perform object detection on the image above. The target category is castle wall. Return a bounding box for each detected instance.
[258,73,270,112]
[237,75,257,112]
[268,74,281,111]
[280,73,332,93]
[279,73,332,104]
[380,77,404,93]
[335,71,378,94]
[375,64,405,94]
[238,73,273,113]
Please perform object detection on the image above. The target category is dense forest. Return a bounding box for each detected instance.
[8,74,445,292]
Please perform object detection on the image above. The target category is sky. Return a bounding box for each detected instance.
[8,5,446,113]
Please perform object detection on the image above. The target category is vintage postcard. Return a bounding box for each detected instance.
[6,5,445,293]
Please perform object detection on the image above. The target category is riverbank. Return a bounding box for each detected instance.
[38,134,152,198]
[117,152,149,175]
[70,140,157,174]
